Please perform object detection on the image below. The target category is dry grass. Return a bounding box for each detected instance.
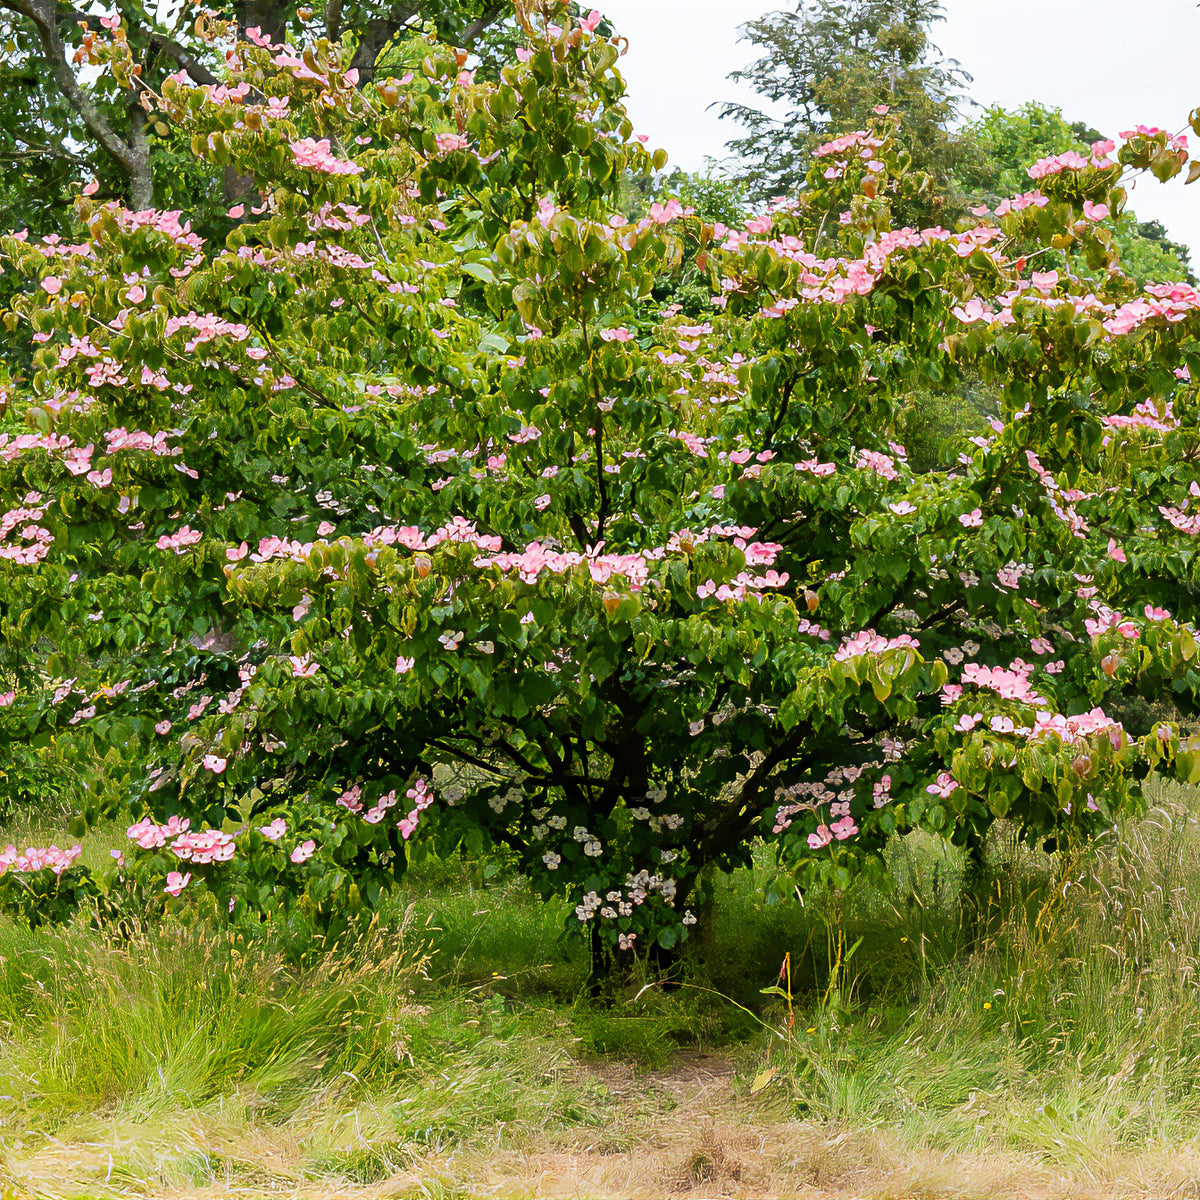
[7,1055,1200,1200]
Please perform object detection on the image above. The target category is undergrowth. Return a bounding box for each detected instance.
[0,779,1199,1193]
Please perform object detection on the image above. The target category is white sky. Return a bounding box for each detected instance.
[596,0,1200,259]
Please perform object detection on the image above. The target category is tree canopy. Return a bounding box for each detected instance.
[4,3,1200,962]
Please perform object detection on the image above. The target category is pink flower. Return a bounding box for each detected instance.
[395,655,415,674]
[317,520,336,536]
[599,328,633,344]
[42,277,63,295]
[1108,538,1126,563]
[201,754,227,774]
[926,772,958,798]
[434,133,470,157]
[155,720,172,734]
[227,204,245,218]
[1030,637,1054,656]
[807,824,833,850]
[260,818,287,840]
[289,137,363,176]
[959,508,983,528]
[289,654,319,678]
[164,871,191,897]
[1083,200,1110,222]
[831,816,858,841]
[952,298,988,325]
[290,839,316,864]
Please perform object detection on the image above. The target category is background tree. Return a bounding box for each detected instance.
[0,0,522,223]
[719,0,974,227]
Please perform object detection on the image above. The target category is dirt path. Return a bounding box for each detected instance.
[7,1054,1200,1199]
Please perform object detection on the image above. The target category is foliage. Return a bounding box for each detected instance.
[959,101,1193,286]
[623,166,750,316]
[5,3,1200,967]
[720,0,975,225]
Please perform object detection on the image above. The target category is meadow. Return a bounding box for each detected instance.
[0,781,1198,1198]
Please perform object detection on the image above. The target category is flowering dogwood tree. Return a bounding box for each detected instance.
[4,3,1200,956]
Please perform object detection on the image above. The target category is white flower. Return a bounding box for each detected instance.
[542,852,560,870]
[682,910,697,925]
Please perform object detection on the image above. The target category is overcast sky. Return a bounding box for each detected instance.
[595,0,1200,259]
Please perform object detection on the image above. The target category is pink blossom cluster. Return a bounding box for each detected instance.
[163,311,251,352]
[434,133,471,156]
[171,829,237,864]
[773,762,883,835]
[794,458,837,477]
[807,816,859,848]
[926,772,958,798]
[478,541,654,591]
[833,630,920,662]
[336,776,434,838]
[127,815,191,848]
[695,569,790,602]
[0,431,73,462]
[306,202,372,233]
[960,661,1044,704]
[0,502,52,564]
[1105,399,1177,433]
[1029,708,1124,748]
[105,427,180,455]
[1084,603,1140,640]
[105,203,206,253]
[1158,503,1200,536]
[1026,150,1093,180]
[0,843,82,875]
[855,448,900,481]
[289,138,363,176]
[156,525,203,553]
[812,130,884,159]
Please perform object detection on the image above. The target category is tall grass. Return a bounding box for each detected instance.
[3,781,1200,1193]
[716,779,1200,1165]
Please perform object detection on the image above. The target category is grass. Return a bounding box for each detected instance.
[2,783,1200,1196]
